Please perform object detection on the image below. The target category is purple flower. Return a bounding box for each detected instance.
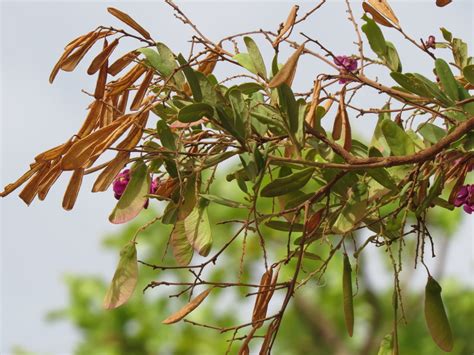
[425,35,436,49]
[454,184,474,214]
[113,169,130,200]
[334,55,358,84]
[113,169,160,209]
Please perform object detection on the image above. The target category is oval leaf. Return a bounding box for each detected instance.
[178,102,214,123]
[260,168,314,197]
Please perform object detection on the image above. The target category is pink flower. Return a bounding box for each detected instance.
[425,35,436,49]
[334,55,358,84]
[454,184,474,214]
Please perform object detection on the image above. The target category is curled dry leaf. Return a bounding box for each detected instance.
[268,44,305,88]
[362,0,400,28]
[88,38,119,75]
[130,68,154,110]
[107,7,152,40]
[62,168,85,210]
[272,5,299,48]
[108,51,139,76]
[162,288,213,324]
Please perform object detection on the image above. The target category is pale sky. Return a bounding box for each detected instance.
[1,0,473,353]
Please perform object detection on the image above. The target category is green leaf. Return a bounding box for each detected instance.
[195,71,219,106]
[343,254,354,337]
[410,73,453,106]
[103,241,138,309]
[156,120,176,151]
[424,276,454,352]
[170,221,194,266]
[260,168,314,197]
[265,220,305,232]
[435,58,459,101]
[137,47,162,71]
[377,334,393,355]
[238,82,264,95]
[156,42,186,88]
[233,53,257,75]
[177,54,203,102]
[440,27,452,42]
[370,104,391,156]
[200,194,249,208]
[452,38,468,69]
[278,84,299,135]
[184,207,212,256]
[177,103,213,123]
[390,72,429,97]
[362,15,387,58]
[228,89,248,139]
[162,201,179,225]
[381,120,415,156]
[244,36,267,80]
[332,197,367,234]
[109,161,150,224]
[385,41,402,72]
[418,123,446,144]
[367,168,398,190]
[463,64,474,85]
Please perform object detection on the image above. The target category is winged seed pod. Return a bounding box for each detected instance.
[424,276,454,352]
[362,0,400,28]
[88,38,119,75]
[272,5,299,48]
[267,44,305,88]
[107,7,152,40]
[162,288,213,324]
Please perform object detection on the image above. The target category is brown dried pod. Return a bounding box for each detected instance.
[162,288,213,324]
[305,80,321,127]
[117,90,130,114]
[268,44,305,88]
[130,68,154,111]
[92,151,130,192]
[18,162,52,205]
[436,0,452,7]
[108,64,147,96]
[107,7,152,40]
[37,161,62,201]
[62,168,85,210]
[272,5,299,48]
[77,100,104,138]
[108,51,139,76]
[0,163,42,197]
[94,40,110,99]
[60,31,102,72]
[362,0,400,28]
[88,38,119,75]
[34,141,72,162]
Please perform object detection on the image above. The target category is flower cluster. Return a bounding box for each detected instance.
[454,184,474,214]
[112,169,159,208]
[334,55,358,84]
[425,35,436,49]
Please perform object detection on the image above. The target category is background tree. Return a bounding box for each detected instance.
[2,0,473,353]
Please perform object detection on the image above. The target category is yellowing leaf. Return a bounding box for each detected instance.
[184,207,212,256]
[103,241,138,309]
[268,44,304,88]
[162,288,213,324]
[109,161,150,224]
[170,220,194,266]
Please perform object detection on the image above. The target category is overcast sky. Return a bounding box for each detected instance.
[1,0,473,353]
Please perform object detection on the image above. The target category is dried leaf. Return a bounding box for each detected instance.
[103,241,138,309]
[130,68,154,110]
[107,7,152,40]
[268,44,304,88]
[88,38,119,75]
[170,220,194,266]
[162,288,213,324]
[108,51,139,76]
[62,168,84,210]
[363,0,399,28]
[272,5,299,47]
